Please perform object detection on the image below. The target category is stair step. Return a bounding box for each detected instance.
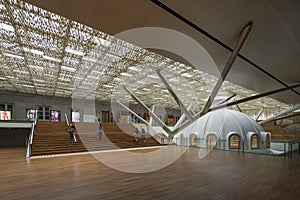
[31,122,161,156]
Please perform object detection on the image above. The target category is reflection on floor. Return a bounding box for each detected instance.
[0,147,299,200]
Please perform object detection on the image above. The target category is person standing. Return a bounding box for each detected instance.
[141,128,147,143]
[97,123,104,140]
[133,127,139,143]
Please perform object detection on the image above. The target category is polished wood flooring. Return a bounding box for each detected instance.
[0,147,299,200]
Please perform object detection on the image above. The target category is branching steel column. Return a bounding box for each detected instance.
[259,105,300,125]
[115,100,150,125]
[209,83,300,111]
[173,103,194,130]
[236,105,243,113]
[201,22,252,115]
[123,87,173,135]
[255,107,264,121]
[149,105,155,126]
[156,70,193,121]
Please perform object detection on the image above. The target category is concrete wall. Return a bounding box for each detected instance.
[0,91,181,122]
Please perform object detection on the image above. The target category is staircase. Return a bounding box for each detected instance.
[31,122,161,156]
[75,122,160,151]
[31,121,87,156]
[262,122,300,140]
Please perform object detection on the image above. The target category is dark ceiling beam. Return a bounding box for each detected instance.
[216,93,237,105]
[275,112,300,122]
[236,105,243,113]
[259,105,300,125]
[150,0,300,96]
[209,83,300,111]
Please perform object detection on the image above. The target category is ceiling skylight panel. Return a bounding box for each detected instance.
[0,40,15,50]
[69,24,92,44]
[63,56,80,67]
[85,48,104,59]
[0,27,16,41]
[32,11,67,36]
[103,51,120,60]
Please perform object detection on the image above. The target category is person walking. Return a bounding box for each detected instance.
[67,124,75,145]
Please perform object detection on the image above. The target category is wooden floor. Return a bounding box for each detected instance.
[0,147,299,200]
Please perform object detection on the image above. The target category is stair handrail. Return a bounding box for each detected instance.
[65,114,77,143]
[147,125,169,145]
[65,113,69,126]
[26,112,38,158]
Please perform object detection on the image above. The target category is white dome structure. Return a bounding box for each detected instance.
[173,109,271,151]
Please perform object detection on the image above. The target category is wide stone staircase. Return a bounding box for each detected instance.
[31,121,87,156]
[31,121,160,156]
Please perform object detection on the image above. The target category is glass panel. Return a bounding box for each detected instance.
[229,135,240,149]
[251,135,258,149]
[0,104,5,110]
[7,104,13,111]
[266,134,271,148]
[38,106,43,120]
[207,134,217,149]
[190,135,197,146]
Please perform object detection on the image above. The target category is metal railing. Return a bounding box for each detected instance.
[26,113,38,158]
[147,126,168,145]
[271,135,300,140]
[65,113,76,143]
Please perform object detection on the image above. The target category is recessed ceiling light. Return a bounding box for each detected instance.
[43,55,61,62]
[120,72,133,77]
[0,22,14,32]
[147,75,157,79]
[65,47,85,56]
[83,56,97,63]
[128,66,141,72]
[61,65,76,72]
[103,85,113,88]
[3,53,24,60]
[28,65,44,70]
[13,69,29,74]
[23,47,44,55]
[22,84,34,88]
